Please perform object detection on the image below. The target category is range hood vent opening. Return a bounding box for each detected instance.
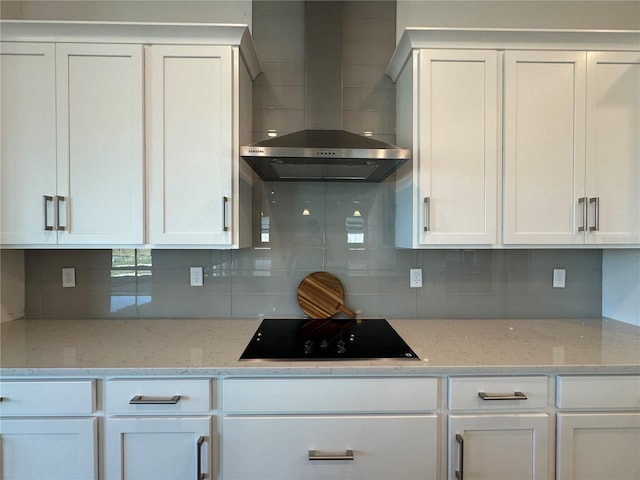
[241,1,409,182]
[242,129,408,182]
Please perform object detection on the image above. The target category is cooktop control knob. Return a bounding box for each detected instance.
[303,340,313,355]
[336,340,347,355]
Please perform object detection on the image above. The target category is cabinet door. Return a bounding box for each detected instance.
[417,50,499,245]
[223,414,438,480]
[104,416,211,480]
[585,51,640,245]
[0,42,57,245]
[147,45,233,245]
[449,413,550,480]
[0,417,97,480]
[55,43,144,245]
[557,412,640,480]
[504,50,587,244]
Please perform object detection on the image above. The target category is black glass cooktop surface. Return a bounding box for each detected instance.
[239,318,419,361]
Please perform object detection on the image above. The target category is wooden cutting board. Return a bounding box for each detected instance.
[297,271,356,319]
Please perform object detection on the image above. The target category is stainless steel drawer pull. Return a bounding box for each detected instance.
[478,391,527,401]
[222,196,230,232]
[423,197,431,232]
[308,449,354,461]
[43,195,54,231]
[455,433,464,480]
[589,197,600,231]
[129,395,181,405]
[197,436,206,480]
[578,197,587,232]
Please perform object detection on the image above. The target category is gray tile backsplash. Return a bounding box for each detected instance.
[24,181,603,319]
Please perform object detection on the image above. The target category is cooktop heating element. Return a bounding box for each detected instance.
[239,318,419,361]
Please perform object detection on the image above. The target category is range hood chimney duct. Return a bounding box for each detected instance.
[241,1,409,182]
[305,1,343,130]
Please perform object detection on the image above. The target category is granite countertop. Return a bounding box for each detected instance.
[1,317,639,376]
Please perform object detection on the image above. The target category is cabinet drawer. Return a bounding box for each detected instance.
[223,414,437,480]
[105,379,211,414]
[0,380,95,416]
[449,376,548,410]
[557,375,640,409]
[223,377,438,413]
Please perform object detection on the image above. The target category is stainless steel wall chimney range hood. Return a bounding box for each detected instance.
[241,1,409,182]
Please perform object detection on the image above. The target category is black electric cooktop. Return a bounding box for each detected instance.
[239,318,419,361]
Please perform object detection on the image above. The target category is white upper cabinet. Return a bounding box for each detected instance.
[389,29,639,248]
[504,50,640,245]
[395,49,499,247]
[584,51,640,244]
[1,43,57,245]
[147,45,252,247]
[1,21,260,248]
[0,40,144,246]
[503,50,587,245]
[56,43,144,245]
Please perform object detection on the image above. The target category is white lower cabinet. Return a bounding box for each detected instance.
[104,416,212,480]
[556,375,640,480]
[221,377,439,480]
[103,378,214,480]
[557,413,640,480]
[3,373,640,480]
[0,417,97,480]
[0,380,98,480]
[449,413,550,480]
[448,376,552,480]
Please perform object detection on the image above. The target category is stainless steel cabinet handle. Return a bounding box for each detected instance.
[589,197,600,231]
[129,395,181,404]
[578,197,587,232]
[478,391,528,401]
[423,196,431,232]
[55,195,67,231]
[197,436,205,480]
[43,195,54,231]
[222,196,230,232]
[308,449,354,461]
[455,433,464,480]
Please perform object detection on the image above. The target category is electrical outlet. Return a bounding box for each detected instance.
[553,268,566,288]
[190,267,204,287]
[62,267,76,288]
[410,268,422,288]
